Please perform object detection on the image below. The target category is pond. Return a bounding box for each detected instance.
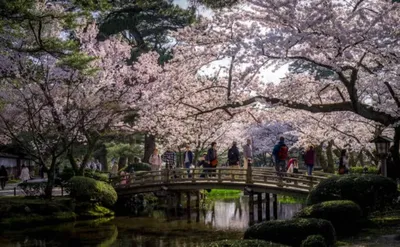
[0,193,303,246]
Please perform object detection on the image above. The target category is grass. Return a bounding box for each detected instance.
[205,189,242,200]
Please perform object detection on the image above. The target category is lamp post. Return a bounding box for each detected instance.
[370,136,392,177]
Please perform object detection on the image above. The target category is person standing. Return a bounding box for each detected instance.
[20,164,30,183]
[304,145,316,176]
[162,148,176,170]
[0,165,8,190]
[272,137,289,174]
[149,148,163,171]
[183,145,194,176]
[243,139,253,169]
[207,142,218,177]
[228,142,240,178]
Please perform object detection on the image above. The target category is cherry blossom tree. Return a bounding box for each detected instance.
[143,0,400,174]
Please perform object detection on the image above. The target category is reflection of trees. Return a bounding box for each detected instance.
[97,225,118,247]
[233,198,242,219]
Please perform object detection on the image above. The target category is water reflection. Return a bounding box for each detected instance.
[0,195,304,247]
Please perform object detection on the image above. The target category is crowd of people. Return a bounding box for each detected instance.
[145,136,351,177]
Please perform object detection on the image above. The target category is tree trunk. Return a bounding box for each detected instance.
[118,156,127,170]
[358,151,365,167]
[45,160,56,199]
[143,134,156,163]
[315,144,328,172]
[349,152,356,167]
[326,140,335,173]
[392,126,400,179]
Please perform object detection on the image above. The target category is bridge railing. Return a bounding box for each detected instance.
[110,166,327,192]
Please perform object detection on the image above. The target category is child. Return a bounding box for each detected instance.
[287,158,299,174]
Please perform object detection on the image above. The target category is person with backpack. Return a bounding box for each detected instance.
[206,142,218,177]
[304,145,316,176]
[228,142,240,179]
[183,145,194,177]
[272,137,289,175]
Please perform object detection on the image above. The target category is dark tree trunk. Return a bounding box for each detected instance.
[326,140,335,173]
[315,144,328,172]
[118,156,127,170]
[45,160,56,199]
[392,126,400,179]
[143,134,156,163]
[95,144,108,172]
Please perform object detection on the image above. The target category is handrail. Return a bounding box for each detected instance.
[110,167,327,193]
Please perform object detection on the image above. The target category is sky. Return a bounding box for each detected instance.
[173,0,289,84]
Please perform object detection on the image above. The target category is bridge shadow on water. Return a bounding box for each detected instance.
[163,193,305,229]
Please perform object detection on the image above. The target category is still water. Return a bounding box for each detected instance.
[0,195,303,247]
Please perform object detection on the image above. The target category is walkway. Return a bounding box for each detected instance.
[111,167,327,197]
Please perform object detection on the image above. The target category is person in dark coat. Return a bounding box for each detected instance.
[0,165,8,190]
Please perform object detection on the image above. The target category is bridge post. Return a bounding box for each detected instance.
[186,192,191,223]
[165,166,170,183]
[246,165,252,184]
[249,192,254,226]
[265,193,270,221]
[176,192,181,216]
[273,194,278,220]
[257,193,262,222]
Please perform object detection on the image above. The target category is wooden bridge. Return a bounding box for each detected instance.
[111,167,328,198]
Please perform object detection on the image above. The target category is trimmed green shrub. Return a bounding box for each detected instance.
[301,235,326,247]
[68,176,117,208]
[349,166,378,175]
[75,202,115,219]
[84,169,109,182]
[244,218,336,247]
[124,162,151,172]
[307,174,397,215]
[296,200,362,236]
[208,240,286,247]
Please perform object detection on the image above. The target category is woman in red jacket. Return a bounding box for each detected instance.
[304,145,316,176]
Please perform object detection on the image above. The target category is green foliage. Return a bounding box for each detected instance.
[119,193,159,216]
[17,182,47,197]
[124,162,151,172]
[296,200,362,236]
[68,176,117,208]
[300,235,327,247]
[59,167,75,183]
[75,202,114,219]
[97,0,197,63]
[192,0,239,9]
[244,218,336,247]
[349,166,378,174]
[105,142,142,163]
[307,175,398,215]
[84,169,109,182]
[208,239,285,247]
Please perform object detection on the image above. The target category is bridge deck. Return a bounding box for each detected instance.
[111,167,328,197]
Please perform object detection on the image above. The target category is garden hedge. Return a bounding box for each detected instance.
[295,200,362,236]
[68,176,117,208]
[208,240,285,247]
[124,162,151,172]
[307,174,397,215]
[300,235,327,247]
[244,218,336,247]
[84,169,109,182]
[349,166,378,175]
